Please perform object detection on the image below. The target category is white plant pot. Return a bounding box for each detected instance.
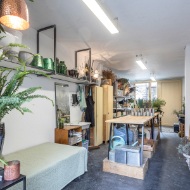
[183,153,190,170]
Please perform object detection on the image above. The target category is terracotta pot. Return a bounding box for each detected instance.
[4,160,20,181]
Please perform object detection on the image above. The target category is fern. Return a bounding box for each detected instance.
[0,64,54,121]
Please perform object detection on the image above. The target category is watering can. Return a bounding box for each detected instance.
[110,136,125,150]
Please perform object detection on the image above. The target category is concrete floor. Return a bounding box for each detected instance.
[63,133,190,190]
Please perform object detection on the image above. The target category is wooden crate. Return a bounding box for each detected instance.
[143,150,153,158]
[103,158,149,180]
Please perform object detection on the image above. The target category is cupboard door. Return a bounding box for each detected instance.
[106,86,113,141]
[95,86,103,146]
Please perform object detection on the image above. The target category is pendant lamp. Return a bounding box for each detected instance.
[0,0,29,30]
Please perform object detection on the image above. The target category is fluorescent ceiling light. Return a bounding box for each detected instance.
[82,0,119,34]
[136,60,147,70]
[150,76,156,81]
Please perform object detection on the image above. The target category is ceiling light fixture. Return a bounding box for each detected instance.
[136,55,147,70]
[82,0,119,34]
[150,73,156,81]
[0,0,29,30]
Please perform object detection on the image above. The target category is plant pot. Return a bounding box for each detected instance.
[183,153,190,170]
[4,160,20,181]
[0,123,5,157]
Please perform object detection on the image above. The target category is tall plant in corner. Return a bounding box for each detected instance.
[0,39,54,157]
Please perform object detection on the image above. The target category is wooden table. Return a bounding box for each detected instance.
[106,115,154,165]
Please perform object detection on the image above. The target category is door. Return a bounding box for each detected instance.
[157,79,182,126]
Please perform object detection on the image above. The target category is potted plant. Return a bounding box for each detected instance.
[177,137,190,170]
[152,98,166,115]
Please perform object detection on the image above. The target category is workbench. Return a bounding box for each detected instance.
[106,115,154,165]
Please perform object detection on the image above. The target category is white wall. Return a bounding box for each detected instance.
[185,45,190,137]
[1,27,83,154]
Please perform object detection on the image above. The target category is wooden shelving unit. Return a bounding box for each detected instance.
[55,126,82,146]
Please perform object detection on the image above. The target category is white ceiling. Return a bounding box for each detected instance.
[27,0,190,81]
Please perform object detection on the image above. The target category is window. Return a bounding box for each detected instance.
[135,82,157,101]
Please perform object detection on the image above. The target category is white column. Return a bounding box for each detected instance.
[185,45,190,137]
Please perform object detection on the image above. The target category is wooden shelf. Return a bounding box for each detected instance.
[0,60,92,84]
[55,127,82,146]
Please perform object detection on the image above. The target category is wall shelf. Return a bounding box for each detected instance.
[0,60,91,84]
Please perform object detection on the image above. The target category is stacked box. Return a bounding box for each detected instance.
[115,147,127,164]
[115,145,141,166]
[109,150,115,162]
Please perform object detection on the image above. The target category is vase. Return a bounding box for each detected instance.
[4,160,20,181]
[0,122,5,157]
[183,153,190,170]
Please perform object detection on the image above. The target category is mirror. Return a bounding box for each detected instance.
[75,48,91,81]
[55,82,70,128]
[37,25,56,62]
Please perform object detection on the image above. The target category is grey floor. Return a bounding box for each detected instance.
[63,132,190,190]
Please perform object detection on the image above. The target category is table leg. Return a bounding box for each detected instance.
[108,123,113,159]
[140,124,144,165]
[126,124,129,145]
[23,176,26,190]
[151,118,154,139]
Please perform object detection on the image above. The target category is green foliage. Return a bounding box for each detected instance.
[152,98,166,114]
[177,137,190,156]
[0,36,54,122]
[0,65,54,121]
[117,78,129,90]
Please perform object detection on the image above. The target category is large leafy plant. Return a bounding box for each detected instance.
[0,39,53,122]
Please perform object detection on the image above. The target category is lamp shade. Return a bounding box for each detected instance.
[0,0,29,30]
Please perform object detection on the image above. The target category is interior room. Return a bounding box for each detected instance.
[0,0,189,189]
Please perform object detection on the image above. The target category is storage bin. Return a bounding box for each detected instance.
[116,145,141,166]
[115,147,127,164]
[173,123,179,133]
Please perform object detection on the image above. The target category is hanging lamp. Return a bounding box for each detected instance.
[0,0,29,30]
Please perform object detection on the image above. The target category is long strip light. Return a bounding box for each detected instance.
[136,60,147,70]
[82,0,119,34]
[150,76,156,81]
[150,73,156,81]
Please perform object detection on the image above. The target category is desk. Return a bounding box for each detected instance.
[106,115,154,165]
[0,169,26,190]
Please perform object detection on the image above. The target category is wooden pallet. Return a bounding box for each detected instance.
[103,158,149,180]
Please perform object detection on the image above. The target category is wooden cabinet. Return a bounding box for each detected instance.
[102,85,113,142]
[55,126,82,146]
[92,86,103,146]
